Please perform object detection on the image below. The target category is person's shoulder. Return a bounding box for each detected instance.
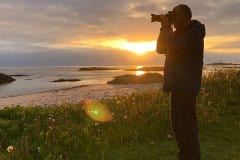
[188,20,206,38]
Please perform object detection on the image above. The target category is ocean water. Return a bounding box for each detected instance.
[0,65,232,98]
[0,66,163,98]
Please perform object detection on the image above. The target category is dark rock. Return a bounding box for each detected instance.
[125,66,164,71]
[207,62,240,65]
[10,74,29,77]
[51,79,81,82]
[79,67,118,71]
[0,73,16,85]
[107,73,163,84]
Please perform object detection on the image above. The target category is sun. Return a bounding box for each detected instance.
[100,39,156,55]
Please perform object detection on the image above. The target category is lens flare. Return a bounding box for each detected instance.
[84,101,112,122]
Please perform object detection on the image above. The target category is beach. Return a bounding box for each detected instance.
[0,83,161,108]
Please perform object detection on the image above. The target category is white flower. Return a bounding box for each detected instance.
[167,134,173,138]
[37,147,41,153]
[7,146,14,152]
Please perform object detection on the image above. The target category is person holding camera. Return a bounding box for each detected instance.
[152,4,205,160]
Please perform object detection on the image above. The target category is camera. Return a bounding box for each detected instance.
[151,11,174,24]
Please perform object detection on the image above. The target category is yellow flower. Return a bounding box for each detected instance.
[7,146,14,152]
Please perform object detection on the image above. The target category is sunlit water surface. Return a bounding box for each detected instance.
[0,66,163,98]
[0,65,233,98]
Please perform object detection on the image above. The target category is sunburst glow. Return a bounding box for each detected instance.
[100,39,156,55]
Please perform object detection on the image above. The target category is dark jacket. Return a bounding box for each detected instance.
[156,20,206,95]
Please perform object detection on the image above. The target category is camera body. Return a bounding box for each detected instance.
[151,11,174,24]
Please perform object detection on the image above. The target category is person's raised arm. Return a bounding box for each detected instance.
[156,15,173,54]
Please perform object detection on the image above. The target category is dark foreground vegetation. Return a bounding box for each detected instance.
[0,70,239,159]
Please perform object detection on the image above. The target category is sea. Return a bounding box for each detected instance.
[0,65,164,98]
[0,64,236,98]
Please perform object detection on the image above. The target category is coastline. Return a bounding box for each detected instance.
[0,85,91,99]
[0,83,161,108]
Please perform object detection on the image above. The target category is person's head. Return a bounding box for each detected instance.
[172,4,192,28]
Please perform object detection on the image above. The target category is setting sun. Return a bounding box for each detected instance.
[100,39,156,55]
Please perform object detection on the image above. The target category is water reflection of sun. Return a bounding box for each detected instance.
[136,70,145,76]
[136,65,145,76]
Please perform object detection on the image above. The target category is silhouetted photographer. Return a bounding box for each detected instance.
[152,4,205,160]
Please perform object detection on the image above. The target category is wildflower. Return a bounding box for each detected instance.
[167,134,173,138]
[123,115,128,119]
[40,131,45,136]
[7,146,14,152]
[37,147,41,153]
[52,118,55,122]
[95,122,99,126]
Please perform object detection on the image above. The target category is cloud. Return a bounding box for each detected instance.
[0,0,239,56]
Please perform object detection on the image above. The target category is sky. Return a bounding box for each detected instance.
[0,0,240,67]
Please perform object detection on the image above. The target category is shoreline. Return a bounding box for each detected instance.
[0,84,91,99]
[0,83,161,108]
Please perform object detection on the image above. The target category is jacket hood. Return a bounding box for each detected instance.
[189,20,206,38]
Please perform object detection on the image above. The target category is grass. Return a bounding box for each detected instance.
[0,70,240,160]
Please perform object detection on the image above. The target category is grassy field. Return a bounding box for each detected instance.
[0,70,239,160]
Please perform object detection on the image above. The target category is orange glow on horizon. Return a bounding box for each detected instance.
[100,39,156,55]
[205,36,240,54]
[46,35,240,55]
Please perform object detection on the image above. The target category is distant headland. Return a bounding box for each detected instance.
[0,73,15,85]
[79,67,118,71]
